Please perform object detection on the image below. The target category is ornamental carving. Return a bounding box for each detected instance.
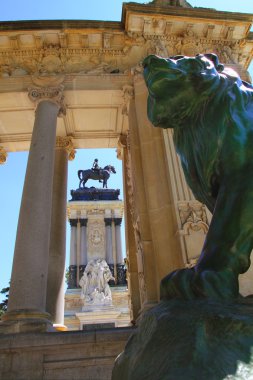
[55,136,76,161]
[87,220,105,259]
[79,258,114,307]
[122,85,134,116]
[0,20,251,77]
[28,85,65,115]
[178,201,209,234]
[0,146,7,164]
[124,131,147,304]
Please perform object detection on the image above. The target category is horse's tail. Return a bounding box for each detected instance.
[78,170,83,180]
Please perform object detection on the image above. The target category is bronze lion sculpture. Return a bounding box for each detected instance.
[143,53,253,301]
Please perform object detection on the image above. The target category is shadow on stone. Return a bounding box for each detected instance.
[112,298,253,380]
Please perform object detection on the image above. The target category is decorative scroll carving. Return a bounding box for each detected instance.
[176,201,209,266]
[0,147,7,164]
[28,85,66,115]
[55,136,76,161]
[178,201,209,233]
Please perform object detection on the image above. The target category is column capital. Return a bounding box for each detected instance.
[69,218,78,227]
[104,218,112,226]
[114,218,122,226]
[55,136,76,161]
[0,146,7,164]
[80,218,88,227]
[28,85,66,116]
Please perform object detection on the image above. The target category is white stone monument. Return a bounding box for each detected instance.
[79,258,114,309]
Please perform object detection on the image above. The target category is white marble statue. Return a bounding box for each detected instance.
[79,258,114,306]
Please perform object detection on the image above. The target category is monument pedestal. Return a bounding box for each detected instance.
[64,287,130,331]
[112,298,253,380]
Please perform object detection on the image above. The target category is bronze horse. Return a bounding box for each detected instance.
[78,165,116,189]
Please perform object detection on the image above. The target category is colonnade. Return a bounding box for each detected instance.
[67,214,125,289]
[1,86,75,333]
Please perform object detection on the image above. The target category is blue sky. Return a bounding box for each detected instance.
[1,0,253,301]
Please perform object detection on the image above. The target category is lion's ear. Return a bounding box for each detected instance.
[203,53,224,72]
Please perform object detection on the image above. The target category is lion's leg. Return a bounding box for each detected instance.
[194,178,253,299]
[161,177,253,301]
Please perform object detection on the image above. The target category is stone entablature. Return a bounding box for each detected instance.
[0,5,252,78]
[0,2,252,154]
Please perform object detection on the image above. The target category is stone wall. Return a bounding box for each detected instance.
[0,327,133,380]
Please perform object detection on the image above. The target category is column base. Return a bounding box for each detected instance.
[0,309,54,334]
[53,323,68,331]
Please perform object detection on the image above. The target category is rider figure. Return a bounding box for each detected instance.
[92,159,102,182]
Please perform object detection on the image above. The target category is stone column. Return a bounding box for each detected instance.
[2,86,64,333]
[105,217,114,280]
[68,219,78,288]
[79,218,88,279]
[46,137,75,329]
[111,218,117,283]
[105,218,113,264]
[115,217,125,285]
[0,146,7,164]
[115,218,123,264]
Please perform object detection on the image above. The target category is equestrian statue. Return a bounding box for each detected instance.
[78,159,116,189]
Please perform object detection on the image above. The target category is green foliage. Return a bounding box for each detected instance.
[65,268,69,285]
[0,285,9,319]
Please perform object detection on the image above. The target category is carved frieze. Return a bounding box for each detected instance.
[0,12,251,77]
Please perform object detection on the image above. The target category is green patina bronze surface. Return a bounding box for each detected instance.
[143,53,253,301]
[112,299,253,380]
[112,55,253,380]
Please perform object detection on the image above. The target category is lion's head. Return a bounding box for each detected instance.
[143,53,252,129]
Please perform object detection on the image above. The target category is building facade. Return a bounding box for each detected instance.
[0,0,253,378]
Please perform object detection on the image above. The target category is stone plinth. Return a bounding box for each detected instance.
[64,286,130,331]
[0,327,134,380]
[70,188,120,201]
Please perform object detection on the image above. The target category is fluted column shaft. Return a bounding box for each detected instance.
[5,99,60,330]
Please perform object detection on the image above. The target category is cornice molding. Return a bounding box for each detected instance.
[122,3,253,24]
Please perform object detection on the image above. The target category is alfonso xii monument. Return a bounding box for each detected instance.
[0,0,253,379]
